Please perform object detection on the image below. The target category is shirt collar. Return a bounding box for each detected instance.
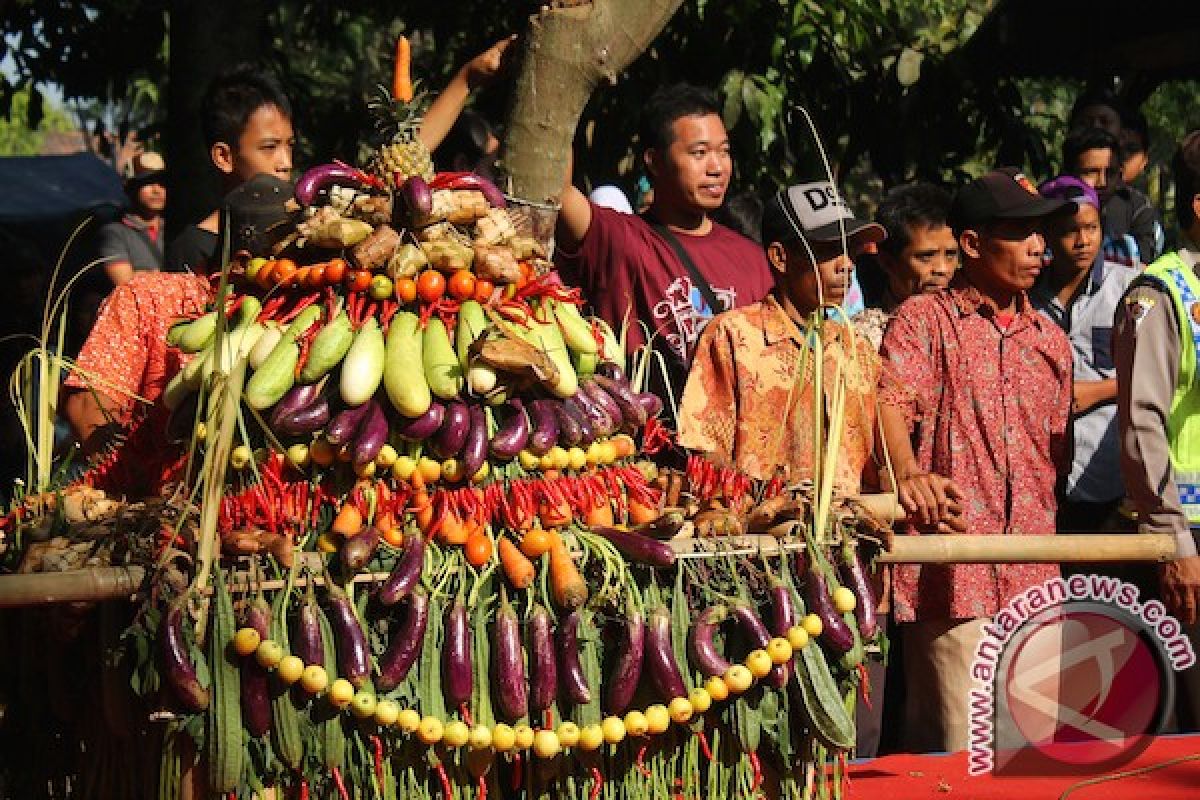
[760,293,856,348]
[947,273,1045,333]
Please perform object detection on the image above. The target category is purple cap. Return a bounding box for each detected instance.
[1039,174,1099,210]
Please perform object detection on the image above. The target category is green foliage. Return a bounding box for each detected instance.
[0,86,74,155]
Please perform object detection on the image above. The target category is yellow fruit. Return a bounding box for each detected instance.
[669,696,694,724]
[286,443,310,469]
[767,637,794,665]
[802,613,824,638]
[328,678,355,708]
[601,716,626,745]
[745,649,773,679]
[787,625,811,650]
[514,724,535,750]
[585,442,602,466]
[375,444,398,469]
[397,709,422,733]
[254,639,284,669]
[374,699,400,727]
[491,723,516,752]
[300,665,328,694]
[645,704,670,734]
[276,655,305,685]
[230,444,253,470]
[441,458,465,483]
[688,688,713,714]
[471,462,490,483]
[548,446,569,471]
[532,729,561,759]
[518,450,540,470]
[623,710,648,737]
[417,716,444,744]
[232,627,261,657]
[833,586,857,613]
[469,725,493,750]
[705,675,730,702]
[417,456,441,483]
[567,447,587,471]
[557,722,581,748]
[350,691,377,719]
[724,665,753,694]
[598,441,617,464]
[539,452,556,471]
[392,455,417,481]
[316,532,338,553]
[578,724,605,752]
[354,460,376,479]
[443,720,470,748]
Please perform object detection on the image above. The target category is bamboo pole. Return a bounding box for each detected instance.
[0,565,146,608]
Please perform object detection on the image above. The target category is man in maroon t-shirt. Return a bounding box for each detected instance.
[556,84,773,408]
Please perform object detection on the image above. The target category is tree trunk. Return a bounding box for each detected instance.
[501,0,684,206]
[165,0,270,238]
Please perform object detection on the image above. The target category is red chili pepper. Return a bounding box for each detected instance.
[696,729,714,762]
[331,766,351,800]
[857,662,872,709]
[588,766,604,800]
[543,708,553,730]
[434,762,453,800]
[635,744,652,778]
[257,295,288,322]
[460,702,474,727]
[511,753,523,792]
[477,774,488,800]
[428,171,472,190]
[279,292,320,325]
[370,734,385,788]
[297,778,309,800]
[748,751,763,793]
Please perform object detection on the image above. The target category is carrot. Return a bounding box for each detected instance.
[583,497,614,528]
[498,537,536,590]
[437,505,469,546]
[332,503,364,537]
[410,472,435,535]
[627,496,661,527]
[519,528,554,559]
[464,531,494,568]
[392,35,413,103]
[548,534,588,611]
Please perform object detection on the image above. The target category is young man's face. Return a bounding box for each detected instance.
[965,218,1047,295]
[880,222,958,301]
[1074,147,1115,193]
[134,182,166,216]
[223,104,295,185]
[1046,204,1102,273]
[649,113,731,214]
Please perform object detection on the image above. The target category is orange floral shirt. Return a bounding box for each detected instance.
[677,295,880,492]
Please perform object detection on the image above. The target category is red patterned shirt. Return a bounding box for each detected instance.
[879,277,1072,622]
[65,271,212,420]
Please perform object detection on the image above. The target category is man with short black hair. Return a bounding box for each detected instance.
[98,151,168,286]
[556,83,773,410]
[867,182,958,311]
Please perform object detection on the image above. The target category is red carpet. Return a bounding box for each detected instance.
[848,735,1200,798]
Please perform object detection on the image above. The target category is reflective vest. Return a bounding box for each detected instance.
[1142,251,1200,521]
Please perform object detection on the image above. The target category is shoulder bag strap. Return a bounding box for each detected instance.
[648,221,723,315]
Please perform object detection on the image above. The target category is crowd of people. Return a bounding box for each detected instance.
[62,50,1200,758]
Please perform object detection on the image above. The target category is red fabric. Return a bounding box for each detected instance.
[556,202,773,393]
[848,735,1200,799]
[879,277,1074,622]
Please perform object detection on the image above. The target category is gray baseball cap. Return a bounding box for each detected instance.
[761,181,885,248]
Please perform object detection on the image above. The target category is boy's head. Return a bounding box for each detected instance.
[1062,126,1121,195]
[761,182,885,312]
[639,84,730,215]
[1039,175,1102,273]
[875,182,958,301]
[950,168,1073,297]
[1174,130,1200,243]
[201,64,295,189]
[1069,88,1123,139]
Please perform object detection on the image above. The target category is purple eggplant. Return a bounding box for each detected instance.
[159,595,210,712]
[461,404,489,481]
[564,395,602,443]
[325,402,371,446]
[431,401,469,458]
[377,534,426,606]
[806,570,855,654]
[492,599,528,721]
[557,610,591,705]
[401,175,433,219]
[593,374,647,431]
[839,542,880,642]
[595,362,625,382]
[551,400,584,448]
[326,583,371,688]
[590,526,676,568]
[276,396,331,436]
[732,602,771,651]
[580,380,624,432]
[376,589,429,691]
[636,392,664,418]
[604,609,645,714]
[767,582,797,687]
[490,398,530,461]
[443,599,473,709]
[526,399,560,457]
[240,598,273,737]
[527,605,557,715]
[395,401,445,442]
[295,162,372,206]
[293,586,324,667]
[341,526,380,573]
[688,605,733,677]
[352,399,388,465]
[645,605,688,702]
[270,383,324,431]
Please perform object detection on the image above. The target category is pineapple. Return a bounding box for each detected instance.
[367,84,435,188]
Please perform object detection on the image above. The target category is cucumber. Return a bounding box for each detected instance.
[299,310,354,384]
[248,322,283,370]
[213,296,263,375]
[176,311,218,354]
[455,301,489,370]
[339,317,386,406]
[383,311,431,418]
[550,298,599,356]
[423,317,463,400]
[244,305,322,410]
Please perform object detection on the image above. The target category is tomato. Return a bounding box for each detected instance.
[472,278,495,303]
[245,256,268,282]
[468,725,492,750]
[350,690,377,719]
[447,269,476,301]
[724,664,753,693]
[556,721,581,748]
[254,259,278,289]
[644,704,670,734]
[304,263,326,289]
[271,258,297,288]
[532,729,561,759]
[513,724,535,750]
[416,270,446,304]
[417,717,444,745]
[443,720,470,748]
[328,678,355,708]
[323,257,347,286]
[519,528,554,559]
[787,625,810,650]
[374,699,400,727]
[290,266,311,288]
[688,687,713,714]
[464,532,493,567]
[381,523,404,548]
[622,710,648,737]
[346,269,372,293]
[394,277,417,304]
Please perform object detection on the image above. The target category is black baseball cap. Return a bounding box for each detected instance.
[950,167,1075,231]
[761,181,885,249]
